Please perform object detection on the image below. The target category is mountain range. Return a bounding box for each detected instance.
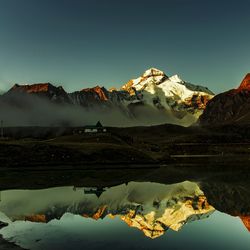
[0,68,214,127]
[1,68,250,127]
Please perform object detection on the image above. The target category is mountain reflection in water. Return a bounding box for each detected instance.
[0,181,250,250]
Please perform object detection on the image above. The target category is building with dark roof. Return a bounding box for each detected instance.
[84,121,107,133]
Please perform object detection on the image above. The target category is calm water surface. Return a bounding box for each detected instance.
[0,180,249,250]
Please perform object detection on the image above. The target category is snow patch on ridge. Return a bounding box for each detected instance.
[169,74,184,83]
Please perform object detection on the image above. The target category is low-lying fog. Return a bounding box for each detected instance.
[0,93,195,127]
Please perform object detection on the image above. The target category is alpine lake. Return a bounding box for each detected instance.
[0,162,250,250]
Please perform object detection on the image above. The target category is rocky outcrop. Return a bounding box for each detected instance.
[237,73,250,92]
[69,86,109,107]
[4,83,71,104]
[25,214,47,223]
[69,86,134,108]
[81,86,108,101]
[199,74,250,125]
[185,94,211,110]
[240,216,250,232]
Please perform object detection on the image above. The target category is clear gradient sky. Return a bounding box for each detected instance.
[0,0,250,94]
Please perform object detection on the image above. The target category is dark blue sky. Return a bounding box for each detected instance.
[0,0,250,93]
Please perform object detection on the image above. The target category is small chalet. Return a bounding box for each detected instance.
[84,121,107,133]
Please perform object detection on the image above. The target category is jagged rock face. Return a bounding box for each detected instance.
[240,216,250,232]
[120,195,212,239]
[69,86,110,107]
[82,86,108,101]
[199,74,250,125]
[122,68,214,120]
[0,181,215,239]
[3,82,135,107]
[122,68,168,94]
[24,214,47,223]
[4,83,129,108]
[69,86,134,108]
[238,73,250,91]
[4,83,71,104]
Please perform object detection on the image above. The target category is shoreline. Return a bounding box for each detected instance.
[0,162,249,191]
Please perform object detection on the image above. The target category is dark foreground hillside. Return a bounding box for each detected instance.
[1,123,250,168]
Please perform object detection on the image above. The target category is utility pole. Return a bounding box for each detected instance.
[0,120,3,139]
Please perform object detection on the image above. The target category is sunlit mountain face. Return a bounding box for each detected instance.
[0,180,250,250]
[199,73,250,125]
[0,68,214,127]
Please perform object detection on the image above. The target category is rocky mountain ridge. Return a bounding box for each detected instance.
[199,74,250,125]
[0,68,214,126]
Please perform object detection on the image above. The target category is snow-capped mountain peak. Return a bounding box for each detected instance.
[123,68,213,96]
[121,68,214,123]
[142,68,167,78]
[122,68,168,93]
[169,74,184,83]
[1,67,215,127]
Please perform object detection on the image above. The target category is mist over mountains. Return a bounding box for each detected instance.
[2,68,250,127]
[0,68,215,127]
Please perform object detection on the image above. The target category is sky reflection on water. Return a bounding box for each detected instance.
[0,181,250,250]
